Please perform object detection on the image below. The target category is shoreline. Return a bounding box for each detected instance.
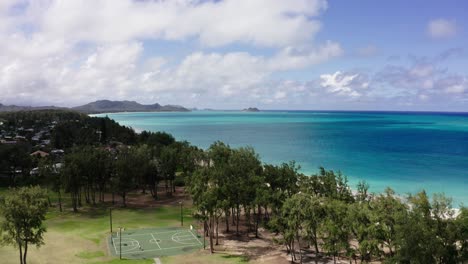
[96,111,468,208]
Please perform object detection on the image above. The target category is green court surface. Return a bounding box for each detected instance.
[108,227,204,259]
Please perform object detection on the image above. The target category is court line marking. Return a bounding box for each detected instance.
[171,232,200,245]
[173,234,194,239]
[108,230,203,255]
[150,233,162,249]
[112,237,118,254]
[117,244,201,255]
[189,230,203,246]
[174,237,199,242]
[112,238,140,253]
[115,230,183,238]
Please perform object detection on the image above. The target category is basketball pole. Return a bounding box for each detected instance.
[109,208,113,234]
[179,201,183,226]
[119,227,122,260]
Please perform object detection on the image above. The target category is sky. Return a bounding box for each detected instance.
[0,0,467,111]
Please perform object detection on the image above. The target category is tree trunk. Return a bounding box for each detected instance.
[297,235,302,264]
[231,208,236,226]
[154,183,158,199]
[102,187,105,202]
[292,241,296,261]
[47,191,52,207]
[58,189,62,212]
[215,216,219,245]
[313,228,320,264]
[204,221,209,237]
[85,185,90,204]
[246,206,251,233]
[255,205,261,238]
[78,188,82,207]
[203,220,206,249]
[291,241,296,262]
[72,192,78,212]
[209,215,214,254]
[18,239,23,264]
[236,204,240,236]
[23,241,28,264]
[122,192,126,207]
[225,209,230,233]
[91,186,96,205]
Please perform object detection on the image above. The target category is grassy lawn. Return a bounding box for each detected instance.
[0,189,248,264]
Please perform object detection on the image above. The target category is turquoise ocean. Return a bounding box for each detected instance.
[95,111,468,206]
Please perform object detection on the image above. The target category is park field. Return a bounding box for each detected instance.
[0,189,248,264]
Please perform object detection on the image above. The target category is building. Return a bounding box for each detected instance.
[30,150,50,158]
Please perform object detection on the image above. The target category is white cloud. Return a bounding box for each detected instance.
[427,18,458,39]
[269,41,343,71]
[435,76,467,94]
[274,91,287,100]
[1,1,466,110]
[0,0,345,107]
[409,63,434,78]
[319,71,362,98]
[35,0,328,48]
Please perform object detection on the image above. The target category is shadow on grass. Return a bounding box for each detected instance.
[75,250,105,259]
[220,254,249,263]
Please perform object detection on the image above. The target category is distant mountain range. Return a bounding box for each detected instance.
[0,103,65,112]
[0,100,190,114]
[72,100,190,113]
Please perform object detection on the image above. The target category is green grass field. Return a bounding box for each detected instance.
[0,188,248,264]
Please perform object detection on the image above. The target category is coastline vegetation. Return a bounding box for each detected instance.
[0,110,467,263]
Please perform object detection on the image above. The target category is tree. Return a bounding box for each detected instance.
[38,158,59,209]
[371,188,407,258]
[189,166,218,253]
[0,144,32,186]
[0,186,49,264]
[347,202,380,262]
[228,146,262,236]
[158,145,178,195]
[113,148,144,206]
[314,167,354,203]
[282,193,309,264]
[430,194,459,264]
[455,207,468,261]
[139,131,175,147]
[322,199,350,264]
[61,153,83,212]
[392,191,436,263]
[303,195,326,264]
[263,161,300,217]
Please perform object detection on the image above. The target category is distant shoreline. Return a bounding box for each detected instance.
[91,109,468,116]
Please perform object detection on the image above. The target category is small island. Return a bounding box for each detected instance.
[242,107,260,112]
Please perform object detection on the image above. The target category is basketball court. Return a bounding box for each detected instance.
[108,227,204,259]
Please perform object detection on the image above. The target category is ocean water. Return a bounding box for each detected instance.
[95,111,468,206]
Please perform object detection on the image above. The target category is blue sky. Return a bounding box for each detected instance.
[0,0,466,111]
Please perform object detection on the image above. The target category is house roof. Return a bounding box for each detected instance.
[30,150,49,157]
